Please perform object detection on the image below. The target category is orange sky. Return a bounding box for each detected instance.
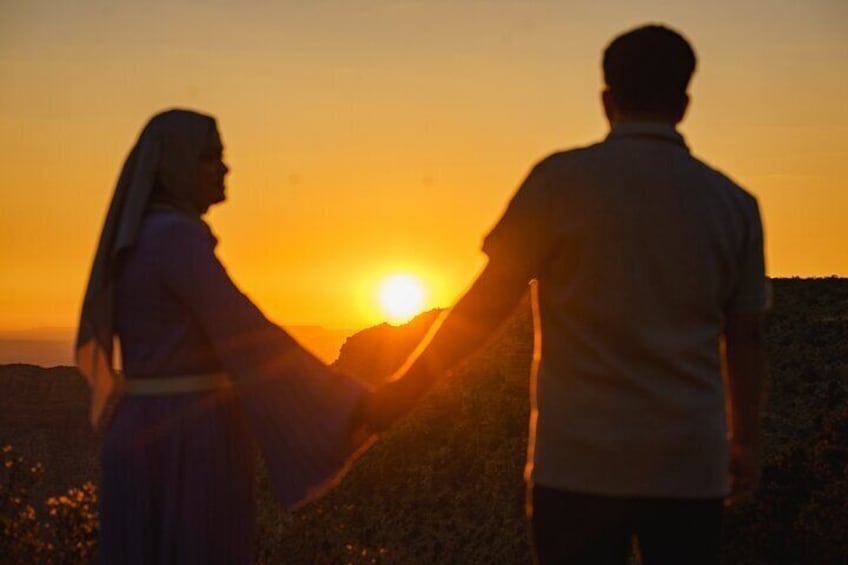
[1,0,846,333]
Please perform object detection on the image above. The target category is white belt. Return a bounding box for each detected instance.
[123,372,231,396]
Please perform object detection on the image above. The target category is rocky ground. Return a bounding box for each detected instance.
[1,278,846,563]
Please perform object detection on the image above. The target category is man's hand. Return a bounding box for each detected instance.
[726,441,762,506]
[353,259,531,434]
[724,311,768,506]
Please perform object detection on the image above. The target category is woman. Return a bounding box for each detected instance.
[76,109,371,563]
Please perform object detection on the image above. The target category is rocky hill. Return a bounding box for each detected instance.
[0,364,100,500]
[333,309,445,386]
[1,278,846,564]
[262,278,848,564]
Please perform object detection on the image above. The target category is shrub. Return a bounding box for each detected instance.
[0,444,98,564]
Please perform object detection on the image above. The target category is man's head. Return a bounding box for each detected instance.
[602,24,696,125]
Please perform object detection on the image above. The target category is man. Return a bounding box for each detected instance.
[360,24,769,564]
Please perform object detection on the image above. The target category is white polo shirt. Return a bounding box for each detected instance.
[483,122,769,498]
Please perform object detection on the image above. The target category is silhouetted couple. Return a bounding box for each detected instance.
[77,24,767,565]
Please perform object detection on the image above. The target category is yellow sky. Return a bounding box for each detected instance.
[1,0,846,332]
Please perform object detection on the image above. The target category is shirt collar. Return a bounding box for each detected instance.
[606,121,689,150]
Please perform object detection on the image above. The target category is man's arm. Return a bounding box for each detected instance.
[356,157,554,430]
[359,258,531,429]
[724,312,768,502]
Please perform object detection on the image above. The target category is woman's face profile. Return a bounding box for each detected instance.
[195,128,229,213]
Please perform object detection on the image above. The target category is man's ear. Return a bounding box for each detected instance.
[602,89,617,125]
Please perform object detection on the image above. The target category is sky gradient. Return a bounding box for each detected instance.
[2,0,846,333]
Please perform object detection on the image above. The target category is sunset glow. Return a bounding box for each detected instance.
[379,274,426,325]
[1,1,846,342]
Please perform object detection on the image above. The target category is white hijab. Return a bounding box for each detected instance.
[76,109,218,429]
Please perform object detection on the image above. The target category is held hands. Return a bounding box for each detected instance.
[353,373,432,433]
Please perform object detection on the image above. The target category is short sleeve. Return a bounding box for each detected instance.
[482,158,556,279]
[726,198,770,313]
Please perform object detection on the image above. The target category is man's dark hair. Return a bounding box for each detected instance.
[603,25,696,115]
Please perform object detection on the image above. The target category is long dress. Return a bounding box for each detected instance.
[99,210,368,564]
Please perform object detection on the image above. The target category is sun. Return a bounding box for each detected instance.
[379,274,426,325]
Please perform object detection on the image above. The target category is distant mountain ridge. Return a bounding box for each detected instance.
[285,325,353,364]
[0,325,352,368]
[0,339,75,368]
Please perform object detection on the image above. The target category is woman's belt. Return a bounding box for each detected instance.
[123,372,231,396]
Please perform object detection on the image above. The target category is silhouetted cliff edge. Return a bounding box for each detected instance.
[333,309,444,385]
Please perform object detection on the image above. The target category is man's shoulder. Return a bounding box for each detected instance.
[533,143,605,173]
[687,155,760,210]
[531,143,602,184]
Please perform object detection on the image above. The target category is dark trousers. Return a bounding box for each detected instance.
[529,484,723,565]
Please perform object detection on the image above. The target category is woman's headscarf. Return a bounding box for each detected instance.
[76,109,218,429]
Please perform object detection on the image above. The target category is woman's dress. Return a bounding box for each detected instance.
[99,211,368,564]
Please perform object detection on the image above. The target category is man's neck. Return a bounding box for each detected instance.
[612,114,677,126]
[610,110,680,127]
